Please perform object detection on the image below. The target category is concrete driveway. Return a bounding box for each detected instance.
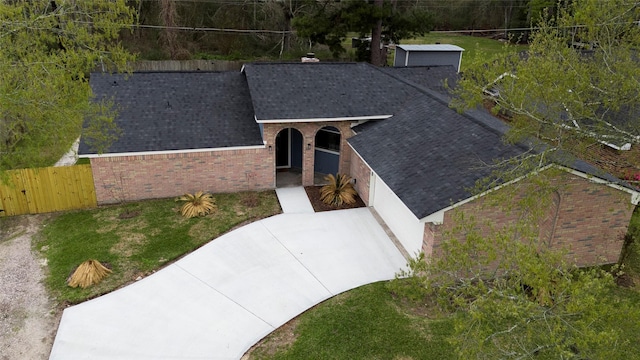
[49,208,407,359]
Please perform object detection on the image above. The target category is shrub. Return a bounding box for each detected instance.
[176,191,216,218]
[320,174,357,206]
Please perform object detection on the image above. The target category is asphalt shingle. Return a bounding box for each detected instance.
[243,62,422,120]
[350,94,531,219]
[79,71,262,155]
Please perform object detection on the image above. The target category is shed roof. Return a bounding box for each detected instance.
[396,44,465,52]
[242,62,422,122]
[79,71,263,156]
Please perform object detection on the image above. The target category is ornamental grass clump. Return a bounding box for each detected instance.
[320,173,357,206]
[176,191,216,218]
[67,260,112,289]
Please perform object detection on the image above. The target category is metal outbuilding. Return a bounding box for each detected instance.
[393,44,464,72]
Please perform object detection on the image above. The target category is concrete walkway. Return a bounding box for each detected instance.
[49,207,406,359]
[275,187,315,213]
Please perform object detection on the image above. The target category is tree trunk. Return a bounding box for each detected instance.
[370,0,384,66]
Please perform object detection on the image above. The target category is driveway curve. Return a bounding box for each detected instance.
[49,208,407,359]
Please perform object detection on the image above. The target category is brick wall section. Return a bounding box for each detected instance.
[348,149,371,206]
[422,222,439,258]
[91,148,273,204]
[262,121,354,186]
[426,171,635,267]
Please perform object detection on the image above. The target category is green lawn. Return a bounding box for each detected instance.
[35,191,281,303]
[247,281,456,360]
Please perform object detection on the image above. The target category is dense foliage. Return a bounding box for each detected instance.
[0,0,135,170]
[453,0,640,164]
[292,0,432,62]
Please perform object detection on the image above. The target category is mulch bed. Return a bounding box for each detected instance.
[304,186,366,212]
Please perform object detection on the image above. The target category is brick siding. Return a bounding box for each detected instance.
[91,120,359,204]
[91,148,273,204]
[425,171,635,267]
[348,148,372,206]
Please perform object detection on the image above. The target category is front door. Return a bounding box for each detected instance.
[275,129,290,168]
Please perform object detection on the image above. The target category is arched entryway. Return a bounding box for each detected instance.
[314,126,341,183]
[275,128,304,187]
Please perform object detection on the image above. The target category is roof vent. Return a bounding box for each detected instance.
[301,53,320,63]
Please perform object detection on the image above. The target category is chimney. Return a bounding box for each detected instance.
[301,53,320,63]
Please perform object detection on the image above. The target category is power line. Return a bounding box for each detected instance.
[132,23,292,34]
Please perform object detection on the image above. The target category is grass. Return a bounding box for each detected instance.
[247,281,456,360]
[35,191,281,304]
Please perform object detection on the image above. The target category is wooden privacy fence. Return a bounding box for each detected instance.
[131,60,244,72]
[0,165,97,217]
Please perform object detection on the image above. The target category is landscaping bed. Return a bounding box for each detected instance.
[304,186,366,212]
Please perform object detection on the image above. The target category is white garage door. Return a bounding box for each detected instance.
[371,172,424,255]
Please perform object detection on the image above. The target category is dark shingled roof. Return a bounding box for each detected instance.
[79,71,262,155]
[242,62,422,120]
[382,65,458,96]
[348,95,528,219]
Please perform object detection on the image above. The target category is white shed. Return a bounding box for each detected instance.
[393,44,465,72]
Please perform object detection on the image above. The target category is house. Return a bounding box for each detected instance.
[79,61,640,267]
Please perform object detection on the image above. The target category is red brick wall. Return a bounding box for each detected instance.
[426,171,635,267]
[90,148,273,204]
[348,149,371,206]
[262,122,354,186]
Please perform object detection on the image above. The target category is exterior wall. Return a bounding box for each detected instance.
[314,149,339,174]
[91,148,273,204]
[406,51,461,69]
[371,173,425,255]
[422,222,440,258]
[349,148,372,206]
[426,172,636,267]
[262,121,354,186]
[393,48,408,67]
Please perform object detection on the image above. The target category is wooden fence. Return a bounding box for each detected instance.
[0,165,97,217]
[131,60,244,72]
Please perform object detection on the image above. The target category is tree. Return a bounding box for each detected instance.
[390,174,640,358]
[453,0,640,159]
[292,0,432,65]
[0,0,135,171]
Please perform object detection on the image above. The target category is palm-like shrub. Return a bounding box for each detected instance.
[320,174,357,206]
[67,260,112,289]
[176,191,216,218]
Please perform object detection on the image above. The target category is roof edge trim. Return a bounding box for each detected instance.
[256,115,392,124]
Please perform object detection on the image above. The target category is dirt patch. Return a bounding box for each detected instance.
[0,214,59,360]
[241,318,300,359]
[616,273,636,288]
[304,186,366,212]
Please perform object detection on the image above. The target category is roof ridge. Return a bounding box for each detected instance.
[246,61,360,66]
[90,70,240,74]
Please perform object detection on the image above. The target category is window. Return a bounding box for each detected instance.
[315,127,340,152]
